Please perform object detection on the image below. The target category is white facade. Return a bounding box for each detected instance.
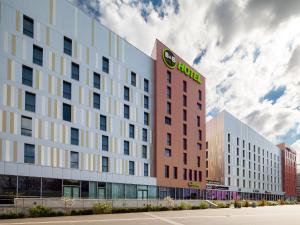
[207,111,283,195]
[0,0,156,186]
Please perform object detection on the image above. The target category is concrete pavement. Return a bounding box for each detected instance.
[1,205,300,225]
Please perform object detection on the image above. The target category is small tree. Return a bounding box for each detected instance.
[61,197,74,214]
[164,196,175,209]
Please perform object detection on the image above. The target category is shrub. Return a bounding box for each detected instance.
[178,201,192,210]
[234,200,242,208]
[29,205,53,217]
[92,202,112,214]
[199,201,209,209]
[164,196,175,209]
[251,202,257,208]
[0,212,25,219]
[244,201,249,207]
[258,200,266,207]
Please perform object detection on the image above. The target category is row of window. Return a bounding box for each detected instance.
[163,165,203,182]
[227,177,279,191]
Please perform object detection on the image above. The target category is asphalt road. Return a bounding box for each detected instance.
[1,205,300,225]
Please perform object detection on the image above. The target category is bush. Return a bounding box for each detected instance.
[258,200,266,207]
[178,202,192,210]
[251,202,257,208]
[0,212,25,219]
[199,201,209,209]
[29,205,54,217]
[278,199,285,205]
[244,201,249,207]
[92,202,112,214]
[234,200,242,208]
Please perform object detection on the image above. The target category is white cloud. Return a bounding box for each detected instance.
[72,0,300,147]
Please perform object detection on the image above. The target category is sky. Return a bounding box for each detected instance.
[71,0,300,161]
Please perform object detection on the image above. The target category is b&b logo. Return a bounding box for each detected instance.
[162,48,176,69]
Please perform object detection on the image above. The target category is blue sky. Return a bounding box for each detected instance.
[71,0,300,156]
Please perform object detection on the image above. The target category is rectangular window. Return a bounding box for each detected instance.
[167,102,171,114]
[197,156,201,167]
[70,151,79,169]
[124,86,130,101]
[167,71,171,83]
[100,115,107,131]
[184,169,187,180]
[71,62,79,81]
[131,72,136,86]
[197,116,200,127]
[102,135,109,151]
[25,92,36,112]
[93,93,100,109]
[183,153,187,164]
[63,81,72,100]
[71,128,79,145]
[197,103,202,110]
[129,161,135,175]
[183,124,187,135]
[93,72,101,89]
[237,137,239,146]
[173,167,178,179]
[189,170,192,181]
[164,165,169,178]
[144,163,149,176]
[21,116,32,137]
[228,133,230,142]
[129,124,135,138]
[198,90,202,101]
[124,104,130,119]
[124,140,129,155]
[183,138,187,150]
[22,65,33,87]
[63,103,71,122]
[167,133,171,145]
[144,95,149,109]
[144,112,149,126]
[198,143,202,151]
[142,128,147,142]
[199,171,202,182]
[33,45,43,66]
[24,144,35,164]
[194,170,198,181]
[183,95,187,107]
[164,148,172,157]
[63,36,72,56]
[167,86,171,99]
[183,81,187,92]
[144,79,149,92]
[183,110,187,121]
[142,145,147,158]
[165,117,171,125]
[199,130,202,141]
[23,15,34,38]
[102,56,109,73]
[102,156,109,172]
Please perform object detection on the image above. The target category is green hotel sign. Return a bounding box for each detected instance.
[162,48,202,84]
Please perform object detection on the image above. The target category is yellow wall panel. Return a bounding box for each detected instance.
[13,141,17,162]
[15,10,20,31]
[7,59,14,81]
[0,139,2,161]
[11,34,16,56]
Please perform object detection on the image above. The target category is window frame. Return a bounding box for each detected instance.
[25,91,36,112]
[63,36,72,56]
[22,65,33,87]
[63,81,72,100]
[33,45,43,66]
[71,62,80,81]
[24,144,35,164]
[70,151,79,169]
[21,116,32,137]
[23,15,34,38]
[71,128,79,146]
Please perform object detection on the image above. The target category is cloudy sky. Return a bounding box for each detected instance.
[71,0,300,159]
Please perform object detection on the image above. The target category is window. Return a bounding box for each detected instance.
[63,81,72,100]
[164,165,169,178]
[25,92,36,112]
[197,156,200,167]
[183,153,187,164]
[144,79,149,92]
[184,169,187,180]
[63,103,71,122]
[23,15,34,38]
[183,124,187,135]
[33,45,43,66]
[165,148,172,157]
[189,170,192,181]
[71,62,79,81]
[71,128,79,145]
[183,110,187,121]
[64,36,72,56]
[173,167,178,179]
[70,151,79,169]
[131,72,136,86]
[93,72,101,89]
[124,86,130,101]
[21,116,32,136]
[144,163,149,176]
[165,117,171,125]
[102,135,109,151]
[183,138,187,150]
[102,156,109,172]
[129,124,135,138]
[183,80,187,92]
[228,133,230,142]
[237,137,239,146]
[199,130,202,141]
[102,56,109,73]
[100,115,107,131]
[167,71,171,83]
[167,133,171,145]
[198,90,202,101]
[93,93,100,109]
[167,102,171,114]
[142,145,147,158]
[198,143,202,151]
[129,161,135,175]
[124,104,130,119]
[22,65,33,87]
[144,96,149,109]
[167,86,171,99]
[197,103,202,110]
[197,116,200,127]
[142,128,147,142]
[194,170,198,181]
[124,141,129,155]
[183,95,187,107]
[144,112,149,126]
[24,144,35,164]
[199,171,202,182]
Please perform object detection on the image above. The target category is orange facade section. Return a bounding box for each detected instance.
[153,40,206,189]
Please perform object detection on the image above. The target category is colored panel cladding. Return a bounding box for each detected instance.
[153,40,206,189]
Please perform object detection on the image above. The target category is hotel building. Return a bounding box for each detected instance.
[206,111,284,200]
[0,0,206,201]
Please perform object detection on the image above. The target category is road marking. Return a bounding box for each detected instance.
[144,212,184,225]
